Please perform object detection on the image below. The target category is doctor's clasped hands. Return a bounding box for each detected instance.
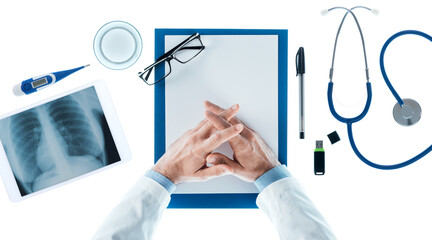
[153,100,282,184]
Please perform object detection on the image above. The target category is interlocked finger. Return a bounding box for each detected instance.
[202,124,243,153]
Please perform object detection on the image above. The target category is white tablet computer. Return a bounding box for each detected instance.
[0,81,131,202]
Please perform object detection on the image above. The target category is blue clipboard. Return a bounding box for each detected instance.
[154,29,287,208]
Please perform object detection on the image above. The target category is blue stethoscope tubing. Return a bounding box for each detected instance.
[329,28,432,170]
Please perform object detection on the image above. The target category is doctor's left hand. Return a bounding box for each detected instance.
[153,105,243,185]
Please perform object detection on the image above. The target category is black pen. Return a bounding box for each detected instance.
[296,47,305,139]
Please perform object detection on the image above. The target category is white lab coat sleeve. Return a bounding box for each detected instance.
[91,175,171,240]
[256,178,337,240]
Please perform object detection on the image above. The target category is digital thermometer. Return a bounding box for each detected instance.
[13,64,90,96]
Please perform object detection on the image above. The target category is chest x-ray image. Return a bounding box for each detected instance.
[0,87,120,196]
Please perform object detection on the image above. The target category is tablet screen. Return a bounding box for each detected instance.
[0,86,120,196]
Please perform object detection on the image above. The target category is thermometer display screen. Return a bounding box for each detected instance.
[32,77,48,88]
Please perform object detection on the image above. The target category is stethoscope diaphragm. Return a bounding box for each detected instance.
[393,98,422,126]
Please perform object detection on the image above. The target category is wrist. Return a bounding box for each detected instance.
[152,166,179,185]
[254,162,281,181]
[153,158,181,185]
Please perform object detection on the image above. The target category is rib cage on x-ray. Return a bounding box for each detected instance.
[48,95,103,160]
[0,87,119,196]
[9,110,43,185]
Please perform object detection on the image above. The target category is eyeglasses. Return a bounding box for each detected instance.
[138,33,205,85]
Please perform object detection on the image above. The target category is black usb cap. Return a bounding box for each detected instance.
[314,140,325,175]
[327,131,340,144]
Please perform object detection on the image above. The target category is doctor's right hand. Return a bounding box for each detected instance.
[204,101,281,182]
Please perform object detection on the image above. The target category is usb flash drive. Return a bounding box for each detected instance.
[314,140,325,175]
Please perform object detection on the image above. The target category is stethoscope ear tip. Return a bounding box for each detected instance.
[371,8,380,15]
[321,9,330,16]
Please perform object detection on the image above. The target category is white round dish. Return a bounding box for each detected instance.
[93,21,142,70]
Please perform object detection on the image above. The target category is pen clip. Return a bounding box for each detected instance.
[296,49,300,76]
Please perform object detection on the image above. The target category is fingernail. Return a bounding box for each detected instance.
[231,104,238,110]
[207,157,217,163]
[235,124,243,131]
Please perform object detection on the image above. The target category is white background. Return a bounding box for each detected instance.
[1,0,432,239]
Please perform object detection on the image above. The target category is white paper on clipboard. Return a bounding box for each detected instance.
[165,35,279,193]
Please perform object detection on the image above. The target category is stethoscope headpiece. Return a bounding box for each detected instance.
[323,6,378,82]
[321,6,379,16]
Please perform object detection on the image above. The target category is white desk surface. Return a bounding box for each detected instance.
[1,1,432,240]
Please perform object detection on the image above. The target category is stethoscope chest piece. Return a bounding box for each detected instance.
[393,98,422,126]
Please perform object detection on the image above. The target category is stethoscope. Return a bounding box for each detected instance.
[325,6,432,170]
